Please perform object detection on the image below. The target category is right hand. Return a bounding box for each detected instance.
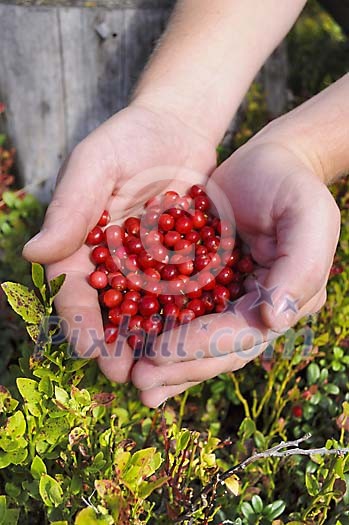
[22,103,217,383]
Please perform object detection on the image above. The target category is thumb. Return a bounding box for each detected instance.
[260,186,340,332]
[23,144,115,264]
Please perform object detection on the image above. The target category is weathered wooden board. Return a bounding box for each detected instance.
[0,1,173,200]
[0,0,288,201]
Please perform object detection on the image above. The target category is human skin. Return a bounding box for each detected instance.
[24,0,343,403]
[132,74,348,407]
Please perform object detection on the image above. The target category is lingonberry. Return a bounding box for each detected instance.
[139,296,160,317]
[178,309,196,324]
[105,225,124,249]
[91,246,110,265]
[104,324,118,344]
[86,185,254,351]
[98,210,111,227]
[86,226,105,245]
[111,274,127,291]
[121,300,138,316]
[176,215,194,235]
[124,217,141,236]
[292,405,303,418]
[187,299,206,317]
[88,271,108,289]
[213,285,230,304]
[237,255,254,274]
[216,267,234,285]
[103,289,123,308]
[158,213,175,231]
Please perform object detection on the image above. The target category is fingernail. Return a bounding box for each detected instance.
[154,396,168,408]
[24,229,46,248]
[273,297,297,332]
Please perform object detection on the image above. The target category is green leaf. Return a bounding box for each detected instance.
[31,263,45,290]
[16,378,41,403]
[305,472,319,496]
[178,429,191,451]
[306,363,320,384]
[224,474,240,496]
[0,495,6,525]
[0,448,28,468]
[0,134,6,146]
[0,388,18,414]
[31,456,47,480]
[241,502,254,519]
[1,282,44,324]
[26,324,41,343]
[39,417,70,445]
[251,495,263,513]
[49,274,66,301]
[138,476,169,499]
[74,508,113,525]
[264,500,286,520]
[39,474,63,507]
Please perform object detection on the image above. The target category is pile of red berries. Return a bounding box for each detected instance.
[86,185,254,350]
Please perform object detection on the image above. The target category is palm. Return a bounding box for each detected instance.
[39,105,216,382]
[131,141,340,407]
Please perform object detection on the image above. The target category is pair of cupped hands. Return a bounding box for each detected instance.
[23,103,340,408]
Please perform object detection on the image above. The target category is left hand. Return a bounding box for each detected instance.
[131,140,341,407]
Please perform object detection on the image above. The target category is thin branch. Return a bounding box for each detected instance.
[176,433,349,523]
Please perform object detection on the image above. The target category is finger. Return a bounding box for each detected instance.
[260,181,340,332]
[46,246,134,382]
[140,382,200,409]
[23,137,116,264]
[133,343,264,392]
[133,285,326,392]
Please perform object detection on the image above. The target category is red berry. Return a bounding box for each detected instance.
[142,315,163,334]
[104,324,118,344]
[201,292,215,313]
[176,215,193,235]
[144,268,161,280]
[88,271,108,289]
[103,289,123,308]
[213,285,230,304]
[158,213,175,232]
[237,255,254,274]
[187,299,205,317]
[186,281,202,299]
[128,333,145,351]
[225,248,241,267]
[178,309,195,324]
[121,300,138,316]
[158,294,175,305]
[178,260,194,276]
[105,225,125,249]
[86,226,104,245]
[125,236,143,254]
[129,315,143,330]
[189,184,206,198]
[185,230,200,244]
[195,254,210,272]
[127,272,144,292]
[205,236,220,252]
[198,271,216,291]
[105,255,120,273]
[124,290,141,303]
[164,230,181,248]
[161,264,178,281]
[124,217,141,237]
[98,210,111,227]
[216,267,234,285]
[108,306,122,326]
[292,405,303,418]
[91,246,110,265]
[111,274,127,291]
[195,195,210,212]
[163,303,180,319]
[193,210,207,229]
[139,296,160,317]
[228,282,243,300]
[200,226,215,241]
